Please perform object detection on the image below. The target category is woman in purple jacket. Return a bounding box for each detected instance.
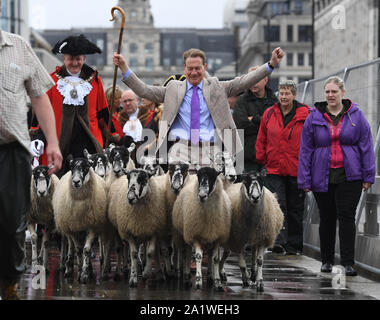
[298,76,376,276]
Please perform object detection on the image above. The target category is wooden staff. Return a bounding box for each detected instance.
[106,6,126,148]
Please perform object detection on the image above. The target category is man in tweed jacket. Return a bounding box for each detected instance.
[113,47,284,170]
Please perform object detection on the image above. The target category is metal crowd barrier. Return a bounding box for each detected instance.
[298,58,380,280]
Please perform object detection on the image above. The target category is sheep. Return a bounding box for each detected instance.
[28,166,59,272]
[219,169,284,292]
[106,174,130,281]
[108,169,168,287]
[105,144,136,192]
[83,149,110,180]
[172,167,231,290]
[52,155,110,283]
[150,160,191,279]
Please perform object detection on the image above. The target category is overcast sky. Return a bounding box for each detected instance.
[30,0,227,30]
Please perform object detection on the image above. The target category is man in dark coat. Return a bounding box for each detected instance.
[233,66,278,173]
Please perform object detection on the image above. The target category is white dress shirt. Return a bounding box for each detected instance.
[123,108,143,142]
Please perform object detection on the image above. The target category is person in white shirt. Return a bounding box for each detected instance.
[121,90,143,143]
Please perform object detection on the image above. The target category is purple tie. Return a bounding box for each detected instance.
[190,86,200,144]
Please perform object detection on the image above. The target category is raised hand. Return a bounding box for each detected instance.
[270,47,285,68]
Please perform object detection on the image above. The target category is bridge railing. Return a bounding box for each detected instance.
[298,58,380,280]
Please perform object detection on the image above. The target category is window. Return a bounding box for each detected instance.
[287,53,294,66]
[298,25,312,42]
[130,58,138,68]
[96,39,104,51]
[271,2,280,16]
[309,53,313,66]
[163,57,171,67]
[298,53,304,66]
[294,0,303,14]
[131,10,137,18]
[287,25,293,42]
[264,25,280,42]
[1,0,8,31]
[176,58,183,66]
[130,43,138,53]
[282,1,290,14]
[176,39,184,54]
[145,58,154,70]
[163,39,170,53]
[145,43,153,54]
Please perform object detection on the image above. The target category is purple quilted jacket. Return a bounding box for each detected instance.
[298,99,375,192]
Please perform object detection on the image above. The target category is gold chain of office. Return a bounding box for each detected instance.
[56,73,94,99]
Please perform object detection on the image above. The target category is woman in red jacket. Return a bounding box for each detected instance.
[256,80,310,254]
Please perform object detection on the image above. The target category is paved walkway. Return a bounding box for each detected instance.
[14,245,380,300]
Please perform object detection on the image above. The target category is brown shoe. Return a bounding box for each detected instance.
[2,283,19,300]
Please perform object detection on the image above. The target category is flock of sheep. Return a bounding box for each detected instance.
[28,145,283,292]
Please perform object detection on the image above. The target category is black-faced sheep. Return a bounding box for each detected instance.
[52,156,109,283]
[28,166,59,272]
[108,169,167,287]
[172,167,231,290]
[220,169,284,291]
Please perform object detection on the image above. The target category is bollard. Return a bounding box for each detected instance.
[364,193,380,236]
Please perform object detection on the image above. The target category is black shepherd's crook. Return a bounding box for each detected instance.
[106,6,126,148]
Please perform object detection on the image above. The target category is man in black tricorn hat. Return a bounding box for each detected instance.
[31,34,117,176]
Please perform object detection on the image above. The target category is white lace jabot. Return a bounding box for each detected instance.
[57,75,93,106]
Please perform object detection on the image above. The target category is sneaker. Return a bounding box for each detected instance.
[2,283,19,300]
[321,263,333,273]
[344,265,357,276]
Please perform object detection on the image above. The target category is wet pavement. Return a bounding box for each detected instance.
[15,243,380,301]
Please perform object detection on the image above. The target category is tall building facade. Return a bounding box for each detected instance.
[1,0,29,39]
[238,0,312,90]
[224,0,250,42]
[314,0,379,78]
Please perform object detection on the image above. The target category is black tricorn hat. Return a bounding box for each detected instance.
[52,34,102,56]
[163,74,186,87]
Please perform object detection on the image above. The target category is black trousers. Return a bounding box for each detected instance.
[313,181,363,266]
[265,175,305,251]
[0,142,30,283]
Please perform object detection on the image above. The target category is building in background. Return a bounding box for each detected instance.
[314,0,379,78]
[38,0,236,88]
[239,0,312,90]
[1,0,29,39]
[224,0,250,42]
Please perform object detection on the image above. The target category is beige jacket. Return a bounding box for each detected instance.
[122,64,271,157]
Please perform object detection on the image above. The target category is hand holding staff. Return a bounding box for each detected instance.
[106,6,126,148]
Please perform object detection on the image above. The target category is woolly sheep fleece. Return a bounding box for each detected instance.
[108,175,167,241]
[53,168,107,234]
[172,175,231,245]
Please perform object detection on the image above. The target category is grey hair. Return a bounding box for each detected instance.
[324,76,345,91]
[279,80,297,95]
